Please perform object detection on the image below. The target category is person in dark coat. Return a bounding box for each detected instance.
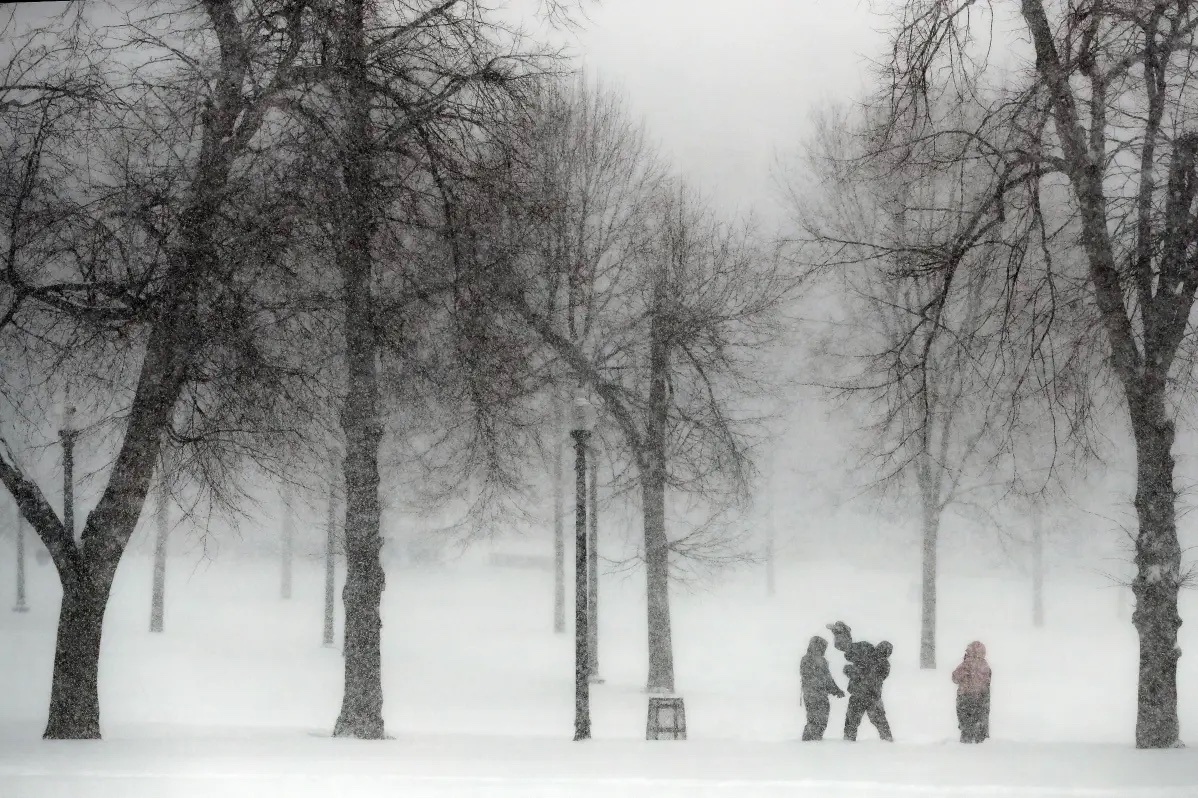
[800,636,845,741]
[952,640,991,743]
[826,622,894,742]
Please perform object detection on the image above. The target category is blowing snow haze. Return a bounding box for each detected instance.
[0,0,1197,796]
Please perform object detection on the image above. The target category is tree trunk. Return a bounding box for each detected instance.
[643,470,674,694]
[150,480,168,633]
[333,0,385,740]
[43,579,108,739]
[14,505,28,612]
[1032,506,1044,629]
[553,398,566,634]
[919,501,939,670]
[61,429,76,546]
[1129,390,1183,749]
[280,484,294,600]
[643,270,674,695]
[324,468,338,648]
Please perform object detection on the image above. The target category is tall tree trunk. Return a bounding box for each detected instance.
[280,483,294,600]
[1032,505,1044,628]
[919,488,939,670]
[333,0,385,740]
[1129,388,1183,749]
[43,578,108,739]
[553,398,566,634]
[150,479,168,633]
[13,504,28,612]
[643,469,673,694]
[60,428,76,546]
[324,463,338,648]
[643,271,674,695]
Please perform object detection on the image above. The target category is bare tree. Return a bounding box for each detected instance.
[266,0,580,738]
[0,0,329,739]
[469,87,797,690]
[789,103,1021,669]
[859,0,1198,748]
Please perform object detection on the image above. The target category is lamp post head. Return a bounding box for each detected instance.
[571,394,596,433]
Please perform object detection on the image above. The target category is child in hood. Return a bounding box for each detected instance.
[951,641,991,743]
[800,636,845,741]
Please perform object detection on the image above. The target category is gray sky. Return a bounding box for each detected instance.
[569,0,883,224]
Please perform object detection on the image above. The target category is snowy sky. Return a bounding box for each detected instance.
[569,0,884,223]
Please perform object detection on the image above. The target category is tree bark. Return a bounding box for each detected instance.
[919,488,939,670]
[150,479,168,633]
[14,505,28,612]
[43,580,107,739]
[324,465,338,648]
[553,398,566,634]
[333,0,386,740]
[643,269,674,695]
[1129,388,1183,749]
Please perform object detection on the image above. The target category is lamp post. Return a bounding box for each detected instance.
[586,443,602,683]
[59,400,77,546]
[13,503,27,613]
[570,394,596,741]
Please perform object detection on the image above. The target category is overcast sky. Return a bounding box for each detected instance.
[568,0,884,225]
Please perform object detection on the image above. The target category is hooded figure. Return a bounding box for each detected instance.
[951,641,991,743]
[800,636,845,741]
[826,621,894,742]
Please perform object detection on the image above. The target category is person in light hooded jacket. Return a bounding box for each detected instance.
[800,635,845,741]
[951,640,992,743]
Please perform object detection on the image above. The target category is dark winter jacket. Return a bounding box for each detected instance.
[828,621,891,696]
[860,640,892,696]
[800,636,845,702]
[952,641,991,695]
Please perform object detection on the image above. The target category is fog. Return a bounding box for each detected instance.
[2,0,1198,795]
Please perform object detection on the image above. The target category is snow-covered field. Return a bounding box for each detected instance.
[2,544,1198,797]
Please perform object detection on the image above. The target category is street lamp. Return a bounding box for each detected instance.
[586,441,602,684]
[570,393,596,741]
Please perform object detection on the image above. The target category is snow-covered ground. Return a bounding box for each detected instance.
[2,544,1198,797]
